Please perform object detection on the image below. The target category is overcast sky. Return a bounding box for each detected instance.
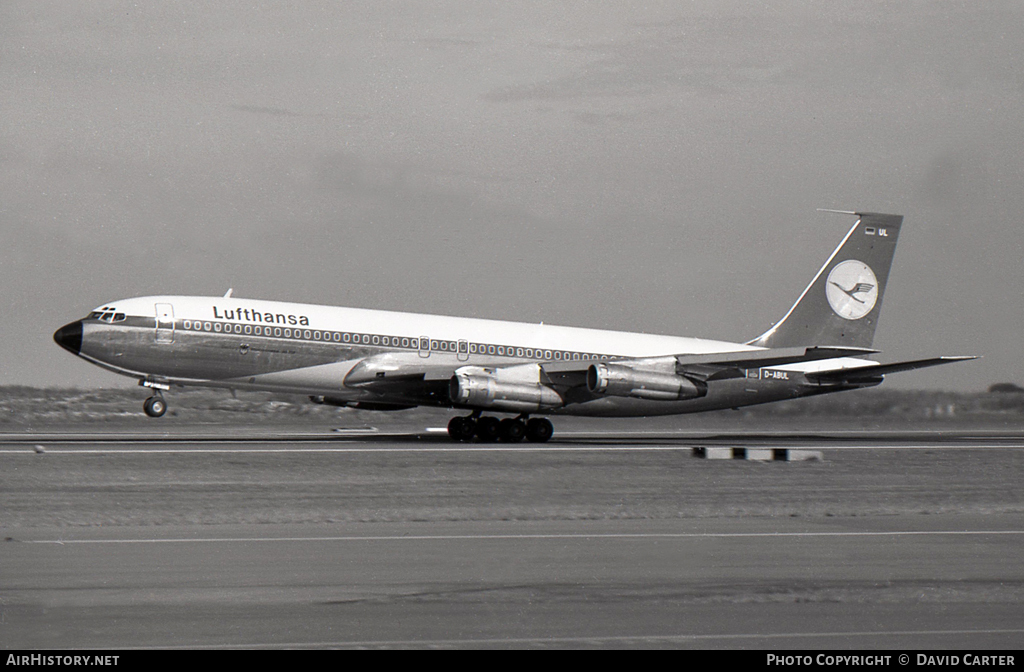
[2,1,1022,390]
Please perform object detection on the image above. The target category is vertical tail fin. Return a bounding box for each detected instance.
[748,212,903,350]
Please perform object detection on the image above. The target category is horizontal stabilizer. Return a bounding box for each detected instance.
[805,356,978,384]
[539,346,876,376]
[673,346,877,370]
[540,346,879,387]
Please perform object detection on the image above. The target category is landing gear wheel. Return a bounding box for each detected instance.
[143,396,167,418]
[447,416,476,442]
[526,418,553,443]
[475,416,501,443]
[498,418,526,443]
[448,416,464,440]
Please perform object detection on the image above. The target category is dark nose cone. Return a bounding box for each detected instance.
[53,320,83,355]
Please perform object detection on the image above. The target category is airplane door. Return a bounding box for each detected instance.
[155,303,175,344]
[419,335,430,358]
[457,339,469,362]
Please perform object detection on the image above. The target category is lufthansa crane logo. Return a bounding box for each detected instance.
[825,260,878,320]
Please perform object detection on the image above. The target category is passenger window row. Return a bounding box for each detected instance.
[178,319,610,361]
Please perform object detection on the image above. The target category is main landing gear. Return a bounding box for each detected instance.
[447,414,554,443]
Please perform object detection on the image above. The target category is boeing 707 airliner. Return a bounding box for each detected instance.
[53,212,973,442]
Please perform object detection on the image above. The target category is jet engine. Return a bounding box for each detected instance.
[587,363,707,401]
[449,372,563,412]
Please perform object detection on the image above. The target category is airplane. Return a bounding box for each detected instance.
[53,212,974,442]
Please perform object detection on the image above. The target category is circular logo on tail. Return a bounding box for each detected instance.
[825,260,878,320]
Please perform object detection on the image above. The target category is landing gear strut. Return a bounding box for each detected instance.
[447,414,553,443]
[140,380,169,418]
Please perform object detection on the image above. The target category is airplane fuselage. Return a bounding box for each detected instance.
[59,295,857,417]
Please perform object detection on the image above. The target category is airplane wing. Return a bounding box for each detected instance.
[343,353,459,387]
[540,346,879,388]
[340,353,460,406]
[804,356,978,384]
[342,350,976,405]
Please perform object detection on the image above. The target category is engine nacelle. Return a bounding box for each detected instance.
[587,363,707,401]
[449,373,563,412]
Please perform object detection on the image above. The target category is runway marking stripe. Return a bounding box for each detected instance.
[0,444,1018,454]
[19,530,1024,544]
[140,628,1024,649]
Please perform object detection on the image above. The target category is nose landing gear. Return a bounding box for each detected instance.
[140,380,170,418]
[447,414,553,443]
[143,395,167,418]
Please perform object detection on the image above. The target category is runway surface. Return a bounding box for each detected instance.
[2,427,1024,448]
[5,518,1024,649]
[2,428,1023,649]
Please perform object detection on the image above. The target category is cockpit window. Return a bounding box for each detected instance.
[89,311,126,323]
